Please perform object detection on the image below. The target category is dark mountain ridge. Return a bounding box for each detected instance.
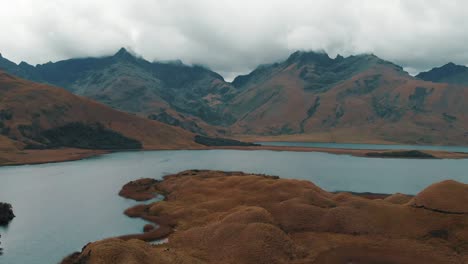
[417,62,468,85]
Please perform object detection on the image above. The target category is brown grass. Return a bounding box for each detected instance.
[63,170,468,264]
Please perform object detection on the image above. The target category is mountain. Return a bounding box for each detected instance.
[0,48,237,134]
[0,71,199,154]
[225,51,468,145]
[3,50,468,145]
[417,62,468,85]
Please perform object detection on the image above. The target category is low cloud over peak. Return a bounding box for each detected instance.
[1,0,468,80]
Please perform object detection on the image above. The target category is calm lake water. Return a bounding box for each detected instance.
[1,149,468,263]
[259,141,468,153]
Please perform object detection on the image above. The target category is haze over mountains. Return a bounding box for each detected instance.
[1,49,468,145]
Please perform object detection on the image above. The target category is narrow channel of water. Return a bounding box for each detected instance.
[258,141,468,153]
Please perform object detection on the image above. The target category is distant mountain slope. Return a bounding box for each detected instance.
[226,51,468,145]
[0,71,198,151]
[3,50,468,145]
[0,49,236,134]
[417,62,468,85]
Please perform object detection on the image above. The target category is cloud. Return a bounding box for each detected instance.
[1,0,468,80]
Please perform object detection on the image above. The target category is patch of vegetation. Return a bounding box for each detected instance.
[194,135,259,147]
[0,109,12,120]
[365,150,436,159]
[340,75,382,97]
[319,104,345,127]
[409,87,433,112]
[27,122,142,150]
[302,69,340,92]
[442,113,457,123]
[23,143,48,150]
[18,124,37,138]
[307,97,321,116]
[371,95,403,122]
[428,229,449,240]
[0,109,12,136]
[19,122,142,150]
[278,124,295,135]
[173,102,235,126]
[40,105,69,115]
[148,111,205,135]
[0,121,7,135]
[335,104,344,119]
[300,97,321,133]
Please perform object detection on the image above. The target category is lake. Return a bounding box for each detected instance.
[1,149,468,263]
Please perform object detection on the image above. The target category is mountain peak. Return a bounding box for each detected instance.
[115,47,129,55]
[286,50,332,65]
[440,62,468,72]
[113,47,136,60]
[417,62,468,85]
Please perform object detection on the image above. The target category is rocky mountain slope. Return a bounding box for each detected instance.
[0,71,199,155]
[417,62,468,85]
[226,51,468,145]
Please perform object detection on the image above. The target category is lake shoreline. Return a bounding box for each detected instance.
[2,144,468,167]
[3,150,468,263]
[210,145,468,159]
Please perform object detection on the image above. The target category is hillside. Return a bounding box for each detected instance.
[0,71,199,164]
[226,51,468,145]
[0,49,236,134]
[417,62,468,85]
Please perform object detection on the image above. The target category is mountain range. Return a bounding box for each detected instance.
[1,49,468,145]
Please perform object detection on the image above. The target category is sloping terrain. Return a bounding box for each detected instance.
[226,52,468,145]
[63,170,468,264]
[417,62,468,85]
[0,49,236,134]
[0,71,199,163]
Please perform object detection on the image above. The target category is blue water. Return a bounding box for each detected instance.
[258,141,468,153]
[1,149,468,263]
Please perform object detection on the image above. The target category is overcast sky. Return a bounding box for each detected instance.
[1,0,467,80]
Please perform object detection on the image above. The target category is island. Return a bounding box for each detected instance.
[0,202,14,226]
[0,202,14,256]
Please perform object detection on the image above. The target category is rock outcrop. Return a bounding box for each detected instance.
[0,202,14,225]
